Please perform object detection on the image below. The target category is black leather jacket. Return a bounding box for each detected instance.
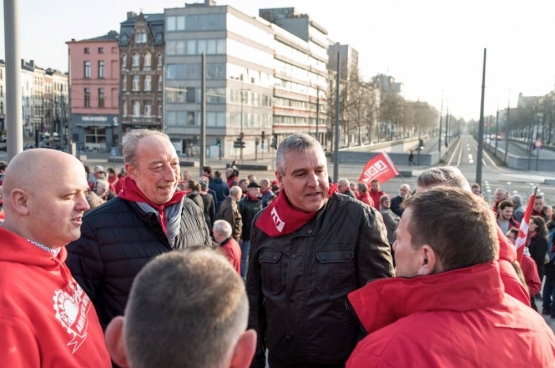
[246,193,395,367]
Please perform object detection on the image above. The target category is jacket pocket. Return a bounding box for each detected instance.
[259,251,283,294]
[316,250,355,295]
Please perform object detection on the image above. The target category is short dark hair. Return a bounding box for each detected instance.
[202,166,212,175]
[124,248,248,368]
[530,216,548,240]
[498,200,514,211]
[403,187,498,271]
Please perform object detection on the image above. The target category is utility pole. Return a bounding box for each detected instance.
[199,53,206,177]
[445,107,449,148]
[494,108,499,157]
[476,48,487,187]
[333,52,340,183]
[316,86,320,143]
[438,96,443,160]
[504,101,510,163]
[4,0,23,158]
[240,78,244,162]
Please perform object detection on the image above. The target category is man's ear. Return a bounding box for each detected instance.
[10,189,30,216]
[274,171,282,186]
[417,245,440,276]
[229,329,257,368]
[105,316,130,368]
[125,163,137,179]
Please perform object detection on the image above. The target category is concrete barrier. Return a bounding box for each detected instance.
[484,144,555,171]
[236,163,272,171]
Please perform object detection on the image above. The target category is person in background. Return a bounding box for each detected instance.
[471,183,482,196]
[533,196,549,222]
[0,160,7,185]
[199,179,216,232]
[218,186,243,242]
[512,194,525,223]
[356,182,374,207]
[105,249,255,368]
[338,178,356,198]
[528,216,549,294]
[237,182,262,279]
[209,170,229,211]
[346,188,555,368]
[0,149,111,367]
[379,195,400,246]
[390,184,410,217]
[369,179,385,210]
[506,228,541,310]
[259,178,274,208]
[542,214,555,317]
[213,220,242,275]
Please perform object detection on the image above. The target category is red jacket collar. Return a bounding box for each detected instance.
[348,262,503,334]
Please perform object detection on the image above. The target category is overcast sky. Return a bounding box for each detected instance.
[1,0,554,121]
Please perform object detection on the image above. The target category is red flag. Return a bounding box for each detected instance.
[515,187,537,263]
[358,152,399,185]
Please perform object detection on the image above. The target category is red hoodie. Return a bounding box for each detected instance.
[0,227,111,367]
[496,227,530,305]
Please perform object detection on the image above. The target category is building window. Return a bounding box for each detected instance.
[186,87,196,103]
[144,103,151,116]
[0,102,3,114]
[98,61,105,79]
[122,100,127,116]
[133,101,140,116]
[144,76,151,92]
[98,88,105,107]
[0,85,3,97]
[122,55,127,70]
[158,103,162,117]
[132,75,140,91]
[84,61,91,79]
[135,31,147,44]
[132,53,140,69]
[122,75,127,91]
[157,77,162,91]
[157,54,163,68]
[187,111,195,125]
[84,88,91,107]
[144,53,151,70]
[84,47,90,54]
[98,47,104,54]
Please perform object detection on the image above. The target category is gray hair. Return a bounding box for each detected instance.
[213,219,232,238]
[229,185,242,197]
[416,166,471,192]
[511,194,522,207]
[338,178,350,187]
[276,133,323,175]
[124,248,248,368]
[122,129,170,167]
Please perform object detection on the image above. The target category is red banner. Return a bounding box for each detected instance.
[515,188,537,263]
[358,152,399,185]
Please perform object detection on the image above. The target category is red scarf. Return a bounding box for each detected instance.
[256,184,337,237]
[119,176,185,234]
[247,192,259,201]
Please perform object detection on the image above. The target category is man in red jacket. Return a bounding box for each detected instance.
[415,166,530,305]
[347,188,555,367]
[0,149,111,367]
[369,179,385,210]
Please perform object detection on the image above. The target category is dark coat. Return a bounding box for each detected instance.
[238,196,263,241]
[390,195,404,217]
[209,177,229,209]
[529,236,548,281]
[187,192,204,212]
[66,197,211,329]
[247,193,394,367]
[200,192,216,230]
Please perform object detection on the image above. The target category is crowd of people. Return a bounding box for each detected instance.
[0,130,554,367]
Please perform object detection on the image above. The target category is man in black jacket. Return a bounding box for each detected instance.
[390,183,410,217]
[238,181,263,279]
[247,133,394,368]
[66,129,211,330]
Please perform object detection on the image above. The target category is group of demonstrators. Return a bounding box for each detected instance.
[0,131,554,367]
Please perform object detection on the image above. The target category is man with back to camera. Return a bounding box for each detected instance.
[238,181,263,279]
[347,188,555,367]
[414,166,529,306]
[247,133,394,367]
[105,248,256,368]
[67,129,211,330]
[0,149,111,367]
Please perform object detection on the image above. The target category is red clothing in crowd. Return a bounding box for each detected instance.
[356,192,374,208]
[347,262,555,367]
[369,190,385,210]
[219,237,242,275]
[497,228,530,305]
[0,227,111,367]
[522,254,542,296]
